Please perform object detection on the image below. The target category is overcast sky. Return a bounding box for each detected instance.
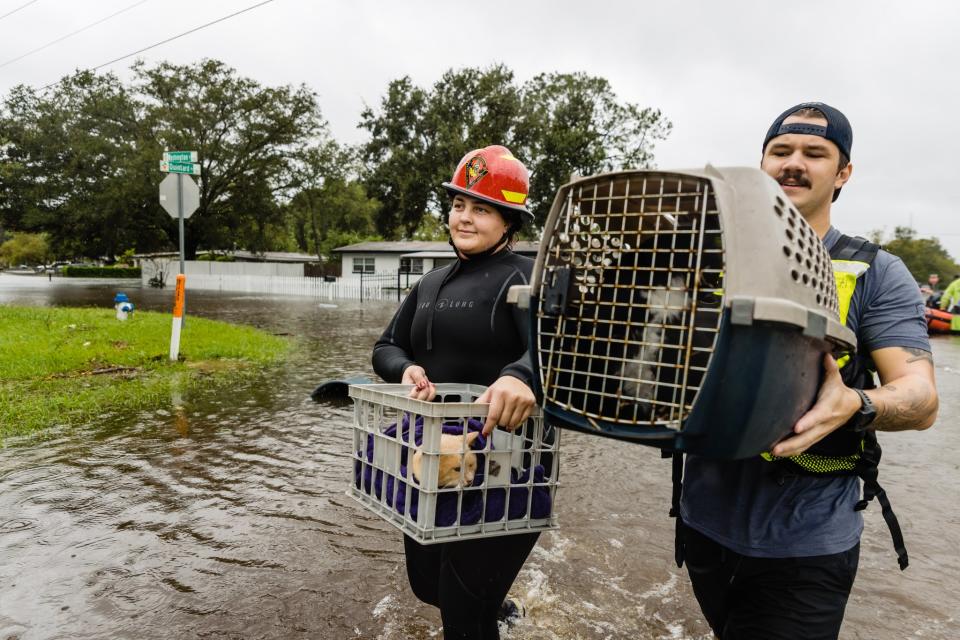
[2,0,958,262]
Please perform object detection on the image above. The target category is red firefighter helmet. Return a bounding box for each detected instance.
[442,145,533,220]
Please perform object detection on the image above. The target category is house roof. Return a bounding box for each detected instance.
[335,240,540,256]
[132,250,319,263]
[231,250,319,263]
[401,251,457,259]
[334,241,450,253]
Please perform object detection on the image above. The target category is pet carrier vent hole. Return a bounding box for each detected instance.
[791,269,800,282]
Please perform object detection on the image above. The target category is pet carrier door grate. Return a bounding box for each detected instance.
[524,166,855,459]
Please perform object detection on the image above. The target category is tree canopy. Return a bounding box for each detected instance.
[1,72,155,260]
[359,65,672,237]
[0,232,50,267]
[0,60,672,260]
[0,60,346,260]
[871,226,960,283]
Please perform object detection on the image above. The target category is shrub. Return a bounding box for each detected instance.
[62,266,142,278]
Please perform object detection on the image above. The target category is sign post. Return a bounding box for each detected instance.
[169,274,186,361]
[160,151,199,354]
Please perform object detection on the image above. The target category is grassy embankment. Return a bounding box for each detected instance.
[0,305,291,440]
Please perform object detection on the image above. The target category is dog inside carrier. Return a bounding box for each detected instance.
[514,166,855,459]
[348,384,560,544]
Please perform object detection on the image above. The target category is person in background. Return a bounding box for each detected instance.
[372,145,539,640]
[938,274,960,313]
[922,273,942,307]
[678,102,938,640]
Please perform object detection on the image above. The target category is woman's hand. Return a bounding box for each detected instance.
[477,376,536,436]
[401,365,436,401]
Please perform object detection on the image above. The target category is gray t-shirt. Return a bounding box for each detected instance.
[680,226,930,557]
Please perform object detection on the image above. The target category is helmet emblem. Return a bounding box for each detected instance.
[464,154,488,188]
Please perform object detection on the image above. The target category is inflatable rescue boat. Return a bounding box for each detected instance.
[925,307,960,334]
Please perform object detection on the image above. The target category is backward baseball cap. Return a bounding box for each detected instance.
[763,101,852,202]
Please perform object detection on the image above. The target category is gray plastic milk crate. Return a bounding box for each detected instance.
[509,166,857,459]
[348,384,560,544]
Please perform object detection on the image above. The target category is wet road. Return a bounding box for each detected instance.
[1,274,958,639]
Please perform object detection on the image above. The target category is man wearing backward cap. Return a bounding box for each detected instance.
[677,103,939,639]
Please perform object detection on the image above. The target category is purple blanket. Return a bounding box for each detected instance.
[354,414,552,527]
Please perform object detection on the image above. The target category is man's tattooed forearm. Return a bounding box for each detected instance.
[902,346,934,365]
[873,382,938,431]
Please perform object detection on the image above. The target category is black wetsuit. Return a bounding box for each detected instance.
[373,248,537,640]
[373,249,534,389]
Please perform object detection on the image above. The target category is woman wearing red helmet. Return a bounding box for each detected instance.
[373,145,541,639]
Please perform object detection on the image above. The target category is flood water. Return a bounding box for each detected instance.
[1,273,958,639]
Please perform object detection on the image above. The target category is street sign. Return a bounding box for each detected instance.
[160,160,201,175]
[163,150,198,163]
[159,173,199,219]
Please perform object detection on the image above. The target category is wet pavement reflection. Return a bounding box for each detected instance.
[1,274,958,639]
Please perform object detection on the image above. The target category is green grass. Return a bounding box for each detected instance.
[0,305,291,440]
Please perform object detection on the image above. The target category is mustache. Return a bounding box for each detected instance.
[776,170,811,188]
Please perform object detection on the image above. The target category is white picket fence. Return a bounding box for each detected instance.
[181,273,398,301]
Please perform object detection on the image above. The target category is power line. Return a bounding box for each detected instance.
[0,0,38,22]
[1,0,150,69]
[38,0,276,91]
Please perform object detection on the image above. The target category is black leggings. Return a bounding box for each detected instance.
[404,532,540,640]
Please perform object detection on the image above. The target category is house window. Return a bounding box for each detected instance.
[399,258,424,274]
[352,257,375,274]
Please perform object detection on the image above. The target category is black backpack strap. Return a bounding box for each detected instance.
[854,431,909,570]
[663,449,685,567]
[829,233,881,264]
[830,235,905,567]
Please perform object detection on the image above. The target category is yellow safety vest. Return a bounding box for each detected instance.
[761,257,873,473]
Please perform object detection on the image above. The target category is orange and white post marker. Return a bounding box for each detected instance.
[169,274,186,361]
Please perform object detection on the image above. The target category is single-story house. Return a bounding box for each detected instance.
[333,241,540,283]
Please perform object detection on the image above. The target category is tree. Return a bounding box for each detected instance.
[0,60,336,261]
[0,72,162,260]
[0,232,50,266]
[411,213,448,241]
[135,59,332,258]
[516,72,672,223]
[359,65,672,237]
[358,76,436,238]
[872,226,960,283]
[287,178,381,262]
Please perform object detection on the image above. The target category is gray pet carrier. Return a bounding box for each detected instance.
[511,166,855,459]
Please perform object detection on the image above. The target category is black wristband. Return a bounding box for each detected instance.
[846,388,877,432]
